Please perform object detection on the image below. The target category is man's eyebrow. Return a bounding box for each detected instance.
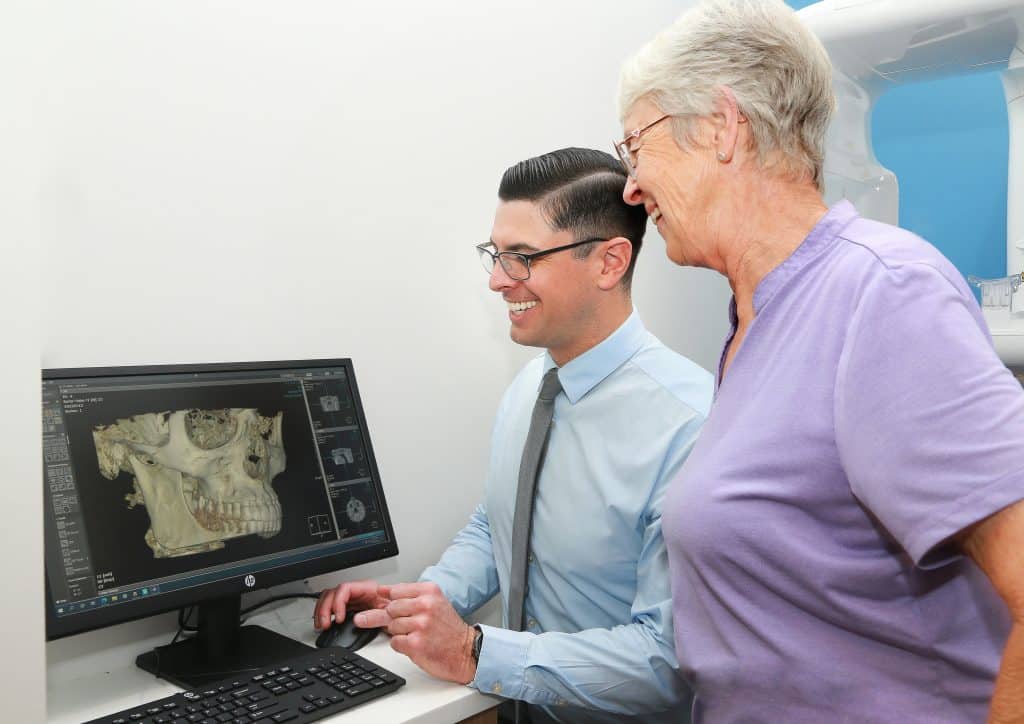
[489,238,540,253]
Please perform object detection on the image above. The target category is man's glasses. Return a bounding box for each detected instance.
[614,114,670,178]
[475,237,608,281]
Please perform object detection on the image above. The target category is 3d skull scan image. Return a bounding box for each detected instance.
[93,408,287,558]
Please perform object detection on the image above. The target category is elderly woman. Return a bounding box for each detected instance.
[616,0,1024,721]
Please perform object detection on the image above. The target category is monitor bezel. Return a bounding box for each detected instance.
[43,357,398,641]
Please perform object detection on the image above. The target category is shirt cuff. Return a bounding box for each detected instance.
[469,624,530,699]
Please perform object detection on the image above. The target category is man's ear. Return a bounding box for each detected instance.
[596,237,633,291]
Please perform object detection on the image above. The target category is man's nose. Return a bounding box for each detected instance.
[623,175,643,206]
[488,261,517,291]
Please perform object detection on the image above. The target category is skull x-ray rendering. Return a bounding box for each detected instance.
[93,408,286,558]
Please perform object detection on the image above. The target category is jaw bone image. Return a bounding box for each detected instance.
[93,408,286,558]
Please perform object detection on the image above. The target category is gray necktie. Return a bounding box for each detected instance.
[507,366,562,633]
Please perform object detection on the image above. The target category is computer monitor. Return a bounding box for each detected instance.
[42,358,398,687]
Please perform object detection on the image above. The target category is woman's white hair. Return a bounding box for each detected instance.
[618,0,835,191]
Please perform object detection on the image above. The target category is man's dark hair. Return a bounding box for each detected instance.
[498,147,647,293]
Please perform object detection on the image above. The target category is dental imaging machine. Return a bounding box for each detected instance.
[798,0,1024,364]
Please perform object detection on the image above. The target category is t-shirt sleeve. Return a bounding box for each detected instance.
[835,262,1024,568]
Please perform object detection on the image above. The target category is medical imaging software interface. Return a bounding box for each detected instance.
[43,364,389,621]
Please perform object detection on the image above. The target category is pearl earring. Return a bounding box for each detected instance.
[717,151,727,162]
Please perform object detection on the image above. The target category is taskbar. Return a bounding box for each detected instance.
[53,530,388,618]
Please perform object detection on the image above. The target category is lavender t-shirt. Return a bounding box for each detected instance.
[664,201,1022,722]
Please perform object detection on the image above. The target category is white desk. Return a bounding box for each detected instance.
[47,599,499,723]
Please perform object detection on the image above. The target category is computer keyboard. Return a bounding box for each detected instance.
[83,647,406,724]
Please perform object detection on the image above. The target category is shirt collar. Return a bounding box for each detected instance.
[543,308,646,405]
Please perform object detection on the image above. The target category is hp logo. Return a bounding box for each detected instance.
[243,574,256,588]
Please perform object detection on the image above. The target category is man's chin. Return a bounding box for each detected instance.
[509,327,543,349]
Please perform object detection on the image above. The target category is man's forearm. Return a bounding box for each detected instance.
[472,622,688,714]
[990,623,1024,723]
[419,504,498,615]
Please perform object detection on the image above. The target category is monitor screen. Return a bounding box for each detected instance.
[43,358,397,645]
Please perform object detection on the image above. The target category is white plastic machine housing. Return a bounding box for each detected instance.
[798,0,1024,364]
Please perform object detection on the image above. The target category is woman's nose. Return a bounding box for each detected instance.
[623,175,643,206]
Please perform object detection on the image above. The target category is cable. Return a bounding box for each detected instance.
[177,606,198,632]
[169,605,196,646]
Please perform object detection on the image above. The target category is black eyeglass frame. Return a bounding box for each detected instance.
[475,237,610,281]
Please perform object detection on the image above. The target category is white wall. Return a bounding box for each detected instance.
[38,0,730,716]
[1,1,45,720]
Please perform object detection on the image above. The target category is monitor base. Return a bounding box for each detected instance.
[137,623,315,690]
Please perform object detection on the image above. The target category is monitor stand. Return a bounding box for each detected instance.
[136,594,314,689]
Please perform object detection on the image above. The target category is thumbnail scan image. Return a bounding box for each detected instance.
[93,408,287,558]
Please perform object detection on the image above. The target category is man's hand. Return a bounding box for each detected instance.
[355,582,477,685]
[313,579,392,631]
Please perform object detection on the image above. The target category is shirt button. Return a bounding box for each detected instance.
[527,553,535,564]
[491,682,503,694]
[527,618,537,629]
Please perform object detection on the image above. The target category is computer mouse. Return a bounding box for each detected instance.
[315,617,381,651]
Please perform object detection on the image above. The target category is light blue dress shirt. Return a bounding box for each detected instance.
[421,310,712,724]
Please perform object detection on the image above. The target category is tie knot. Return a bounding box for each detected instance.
[538,367,561,402]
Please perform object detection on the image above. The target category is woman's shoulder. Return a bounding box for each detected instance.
[829,215,970,299]
[838,216,956,273]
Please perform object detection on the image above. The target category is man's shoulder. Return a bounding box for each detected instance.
[625,336,714,418]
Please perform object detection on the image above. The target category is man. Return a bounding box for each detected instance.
[314,147,712,723]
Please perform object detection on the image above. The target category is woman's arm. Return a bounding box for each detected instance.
[960,498,1024,723]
